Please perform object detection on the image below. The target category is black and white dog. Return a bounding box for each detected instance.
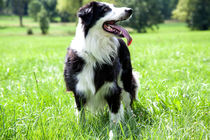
[64,1,139,123]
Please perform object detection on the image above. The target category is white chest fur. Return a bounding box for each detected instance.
[76,60,96,95]
[76,59,116,112]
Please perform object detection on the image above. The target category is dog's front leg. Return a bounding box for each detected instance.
[105,84,124,140]
[74,93,86,125]
[105,84,124,124]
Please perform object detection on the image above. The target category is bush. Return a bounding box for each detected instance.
[187,0,210,30]
[59,11,77,22]
[27,28,33,35]
[59,11,70,22]
[28,0,42,21]
[38,8,50,34]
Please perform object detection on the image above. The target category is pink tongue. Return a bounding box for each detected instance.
[110,25,132,46]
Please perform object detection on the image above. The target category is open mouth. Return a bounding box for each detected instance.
[103,20,132,46]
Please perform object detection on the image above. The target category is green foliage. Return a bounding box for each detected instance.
[57,0,79,13]
[56,0,79,22]
[56,0,115,22]
[28,0,42,21]
[160,0,178,19]
[173,0,210,30]
[27,28,33,35]
[83,0,115,5]
[11,0,27,26]
[58,11,78,22]
[38,8,50,34]
[0,0,4,13]
[11,0,31,15]
[11,0,25,15]
[187,0,210,30]
[0,0,12,14]
[2,0,31,15]
[59,11,70,22]
[118,0,164,33]
[172,0,189,21]
[40,0,57,22]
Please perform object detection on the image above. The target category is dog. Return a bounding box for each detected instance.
[64,1,139,123]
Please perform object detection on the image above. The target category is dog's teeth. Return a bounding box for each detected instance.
[108,26,112,31]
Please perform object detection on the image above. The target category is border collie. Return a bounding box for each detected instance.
[64,1,139,123]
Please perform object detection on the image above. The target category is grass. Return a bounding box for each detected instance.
[0,16,76,36]
[0,16,209,139]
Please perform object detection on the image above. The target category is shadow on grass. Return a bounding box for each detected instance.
[76,101,153,139]
[132,101,153,125]
[0,26,8,29]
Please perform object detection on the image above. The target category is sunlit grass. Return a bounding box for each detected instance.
[0,16,76,36]
[0,16,209,139]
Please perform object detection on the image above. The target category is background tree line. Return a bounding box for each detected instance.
[173,0,210,30]
[0,0,209,33]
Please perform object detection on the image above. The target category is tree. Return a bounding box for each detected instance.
[0,0,4,13]
[28,0,42,21]
[56,0,80,22]
[187,0,210,30]
[118,0,164,33]
[59,11,71,22]
[2,0,12,14]
[160,0,178,19]
[40,0,57,22]
[38,8,50,34]
[172,0,189,21]
[11,0,27,27]
[173,0,210,30]
[57,0,115,22]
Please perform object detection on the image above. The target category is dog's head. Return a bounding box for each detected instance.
[78,1,133,46]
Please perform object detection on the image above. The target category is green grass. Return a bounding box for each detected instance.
[0,16,209,139]
[0,16,76,36]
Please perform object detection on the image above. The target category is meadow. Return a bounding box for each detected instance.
[0,16,209,139]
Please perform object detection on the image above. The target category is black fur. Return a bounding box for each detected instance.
[94,57,121,92]
[78,1,112,37]
[74,92,86,111]
[64,49,87,111]
[105,83,121,113]
[64,49,85,92]
[64,2,138,116]
[118,39,137,104]
[64,39,137,113]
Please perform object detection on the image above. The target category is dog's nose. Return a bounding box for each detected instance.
[125,8,133,15]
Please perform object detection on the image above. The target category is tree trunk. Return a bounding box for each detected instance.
[19,15,23,27]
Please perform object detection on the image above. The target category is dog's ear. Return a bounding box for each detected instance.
[77,1,97,26]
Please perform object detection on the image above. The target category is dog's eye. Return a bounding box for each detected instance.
[103,7,109,12]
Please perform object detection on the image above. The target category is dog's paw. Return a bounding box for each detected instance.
[109,130,114,140]
[110,104,124,123]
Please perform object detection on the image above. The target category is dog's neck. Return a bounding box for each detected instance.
[71,19,120,64]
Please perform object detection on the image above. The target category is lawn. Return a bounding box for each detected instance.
[0,16,209,139]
